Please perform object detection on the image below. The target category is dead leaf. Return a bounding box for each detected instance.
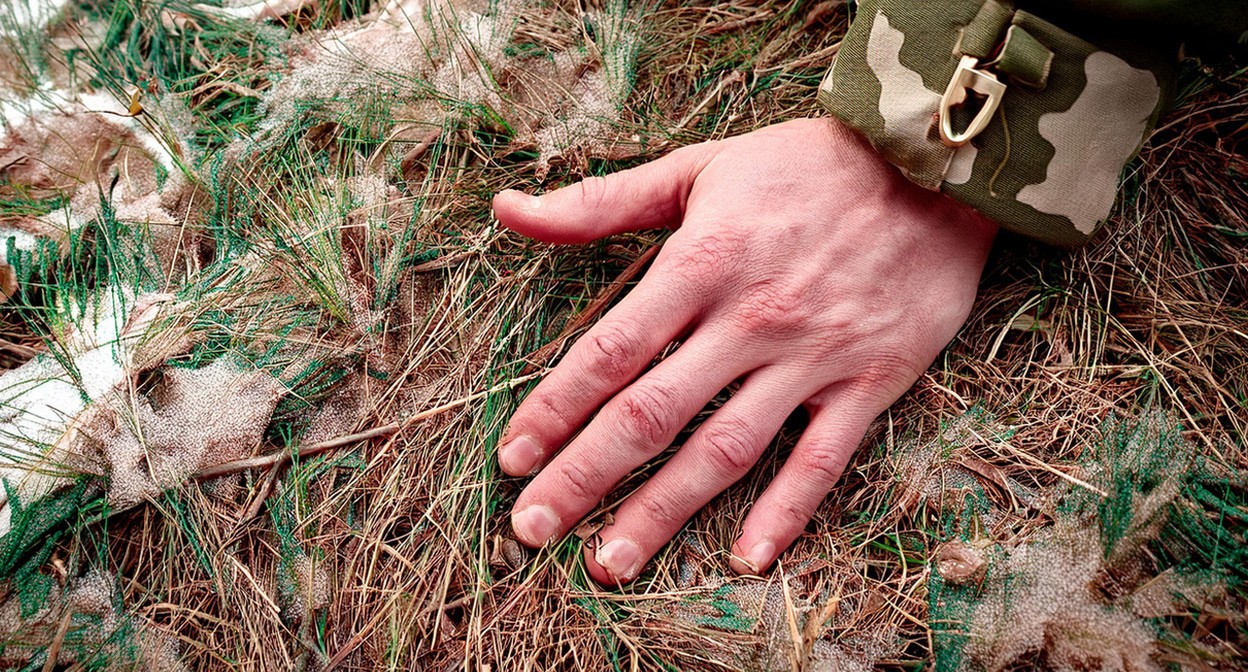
[573,519,603,541]
[127,89,144,116]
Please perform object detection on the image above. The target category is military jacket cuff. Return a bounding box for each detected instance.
[817,0,1177,247]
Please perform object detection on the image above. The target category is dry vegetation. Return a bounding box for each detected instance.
[0,0,1244,670]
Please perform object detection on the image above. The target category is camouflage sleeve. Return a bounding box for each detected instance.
[818,0,1179,247]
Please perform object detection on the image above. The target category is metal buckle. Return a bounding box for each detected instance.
[938,55,1007,148]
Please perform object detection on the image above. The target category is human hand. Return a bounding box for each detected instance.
[493,118,997,584]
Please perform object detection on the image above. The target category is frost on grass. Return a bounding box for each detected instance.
[241,0,524,155]
[282,553,331,619]
[0,570,185,670]
[958,528,1158,672]
[719,578,899,672]
[81,357,286,510]
[0,0,650,666]
[0,0,73,39]
[530,6,640,171]
[888,411,1030,530]
[929,410,1236,671]
[234,0,640,172]
[269,473,333,669]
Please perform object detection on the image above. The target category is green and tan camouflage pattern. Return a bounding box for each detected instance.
[818,0,1184,246]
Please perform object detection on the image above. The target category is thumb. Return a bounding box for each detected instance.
[492,143,715,244]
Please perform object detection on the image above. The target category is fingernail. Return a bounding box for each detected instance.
[512,505,561,546]
[745,540,776,573]
[499,435,543,476]
[595,538,642,581]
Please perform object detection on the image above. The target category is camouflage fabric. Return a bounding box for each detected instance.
[817,0,1222,246]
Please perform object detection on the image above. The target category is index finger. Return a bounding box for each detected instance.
[498,275,700,477]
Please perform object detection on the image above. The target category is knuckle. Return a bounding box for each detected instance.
[634,492,684,528]
[575,176,612,210]
[700,419,761,474]
[523,392,574,434]
[850,352,923,393]
[804,312,853,355]
[556,461,599,501]
[582,325,643,381]
[615,382,683,446]
[797,443,850,485]
[732,279,809,336]
[848,363,892,390]
[772,497,814,530]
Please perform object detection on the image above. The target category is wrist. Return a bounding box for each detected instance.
[828,115,999,253]
[949,196,1000,247]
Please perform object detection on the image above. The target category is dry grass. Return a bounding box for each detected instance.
[0,0,1244,670]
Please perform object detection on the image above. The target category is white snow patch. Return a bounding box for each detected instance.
[0,0,73,37]
[0,228,40,252]
[1,86,74,133]
[0,288,171,536]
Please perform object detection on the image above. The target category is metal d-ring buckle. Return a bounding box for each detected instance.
[938,55,1007,148]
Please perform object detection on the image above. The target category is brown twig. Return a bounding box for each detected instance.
[238,464,280,521]
[193,373,540,480]
[42,606,74,672]
[701,9,774,37]
[410,249,477,273]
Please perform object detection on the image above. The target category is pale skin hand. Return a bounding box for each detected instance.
[493,118,997,584]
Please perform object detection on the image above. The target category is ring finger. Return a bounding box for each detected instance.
[583,366,817,583]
